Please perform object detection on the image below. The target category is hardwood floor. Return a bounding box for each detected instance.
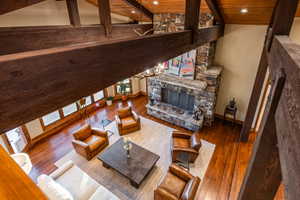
[27,95,282,200]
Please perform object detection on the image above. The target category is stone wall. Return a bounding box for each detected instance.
[153,13,215,69]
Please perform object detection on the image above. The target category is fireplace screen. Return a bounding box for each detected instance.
[161,88,195,111]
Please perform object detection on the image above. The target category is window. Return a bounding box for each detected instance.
[116,79,131,95]
[42,111,61,126]
[85,96,92,105]
[62,103,77,116]
[93,90,104,101]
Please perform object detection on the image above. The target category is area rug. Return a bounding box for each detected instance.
[55,117,215,200]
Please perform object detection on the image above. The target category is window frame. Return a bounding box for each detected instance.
[115,78,132,96]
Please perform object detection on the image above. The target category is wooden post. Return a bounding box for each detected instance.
[98,0,112,37]
[66,0,81,26]
[240,0,299,142]
[184,0,201,43]
[238,68,286,200]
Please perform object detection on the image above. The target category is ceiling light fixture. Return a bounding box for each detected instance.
[153,1,159,5]
[240,8,248,14]
[131,10,136,14]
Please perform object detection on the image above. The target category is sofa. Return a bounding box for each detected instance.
[72,124,109,160]
[115,106,141,135]
[38,161,119,200]
[154,164,200,200]
[171,131,202,163]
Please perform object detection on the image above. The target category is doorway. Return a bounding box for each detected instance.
[5,127,28,153]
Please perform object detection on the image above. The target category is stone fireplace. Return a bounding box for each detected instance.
[146,66,222,131]
[145,13,223,131]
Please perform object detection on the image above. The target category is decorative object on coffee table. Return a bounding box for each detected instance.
[123,137,132,158]
[115,106,141,135]
[106,96,114,106]
[154,164,200,200]
[98,138,160,188]
[171,131,201,163]
[224,98,237,126]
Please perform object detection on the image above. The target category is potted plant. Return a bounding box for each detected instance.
[119,83,128,101]
[106,96,114,106]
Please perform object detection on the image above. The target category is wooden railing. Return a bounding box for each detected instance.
[238,36,300,200]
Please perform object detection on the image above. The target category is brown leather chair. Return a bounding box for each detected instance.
[154,164,200,200]
[171,131,202,163]
[115,107,141,135]
[72,124,109,160]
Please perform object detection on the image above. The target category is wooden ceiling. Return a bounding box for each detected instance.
[88,0,300,24]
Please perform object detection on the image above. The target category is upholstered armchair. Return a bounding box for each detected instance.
[171,131,202,163]
[72,124,109,160]
[115,107,141,135]
[154,164,200,200]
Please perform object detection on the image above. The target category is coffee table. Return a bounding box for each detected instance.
[97,138,160,188]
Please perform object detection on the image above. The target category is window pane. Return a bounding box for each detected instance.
[42,111,60,126]
[62,103,77,116]
[93,90,104,101]
[85,96,92,105]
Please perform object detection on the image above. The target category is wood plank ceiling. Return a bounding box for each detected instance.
[87,0,300,24]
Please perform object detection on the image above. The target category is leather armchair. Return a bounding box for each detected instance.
[171,131,202,163]
[154,164,200,200]
[72,124,109,160]
[115,106,141,135]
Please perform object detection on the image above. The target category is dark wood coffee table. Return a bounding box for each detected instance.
[97,138,160,188]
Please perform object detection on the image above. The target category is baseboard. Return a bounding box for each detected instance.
[214,113,244,125]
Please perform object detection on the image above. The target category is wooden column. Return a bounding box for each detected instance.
[66,0,81,26]
[184,0,201,43]
[238,68,285,200]
[240,0,299,142]
[98,0,112,37]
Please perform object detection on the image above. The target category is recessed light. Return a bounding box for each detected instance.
[240,8,248,14]
[153,1,159,5]
[131,10,136,14]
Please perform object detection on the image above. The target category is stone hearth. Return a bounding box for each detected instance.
[147,68,222,131]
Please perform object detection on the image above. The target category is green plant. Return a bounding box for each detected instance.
[106,96,114,101]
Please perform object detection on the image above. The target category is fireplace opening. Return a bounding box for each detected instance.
[161,88,195,111]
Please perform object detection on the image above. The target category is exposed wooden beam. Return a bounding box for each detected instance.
[205,0,224,24]
[123,0,153,20]
[240,0,299,142]
[272,36,300,200]
[66,0,81,26]
[0,24,153,55]
[0,146,47,199]
[0,0,45,15]
[238,68,285,200]
[0,25,222,133]
[98,0,112,37]
[185,0,201,43]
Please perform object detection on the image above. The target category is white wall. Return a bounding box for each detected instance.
[0,0,131,27]
[214,24,268,121]
[140,78,147,94]
[215,17,300,122]
[131,77,140,94]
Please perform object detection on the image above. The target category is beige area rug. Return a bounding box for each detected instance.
[55,117,215,200]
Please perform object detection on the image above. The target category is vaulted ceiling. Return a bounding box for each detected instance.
[88,0,300,24]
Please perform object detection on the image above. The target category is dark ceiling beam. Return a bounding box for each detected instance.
[0,24,153,55]
[66,0,81,26]
[98,0,112,37]
[0,25,222,133]
[123,0,153,20]
[0,0,45,15]
[185,0,201,43]
[205,0,224,24]
[240,0,299,142]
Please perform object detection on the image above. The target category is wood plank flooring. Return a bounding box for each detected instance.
[27,95,283,200]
